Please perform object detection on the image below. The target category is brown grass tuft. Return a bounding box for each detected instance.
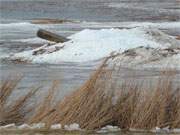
[31,60,180,130]
[0,77,38,125]
[29,81,58,124]
[0,60,180,130]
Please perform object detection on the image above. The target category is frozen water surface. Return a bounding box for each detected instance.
[0,0,180,117]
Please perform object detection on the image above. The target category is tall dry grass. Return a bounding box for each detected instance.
[0,77,38,125]
[28,81,58,124]
[0,60,180,130]
[29,60,180,130]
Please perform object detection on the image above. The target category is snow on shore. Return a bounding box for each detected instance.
[0,123,180,134]
[7,27,180,66]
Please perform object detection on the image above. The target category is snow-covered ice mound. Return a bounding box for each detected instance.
[107,46,180,69]
[7,27,180,65]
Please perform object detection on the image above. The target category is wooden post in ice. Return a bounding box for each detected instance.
[37,29,69,43]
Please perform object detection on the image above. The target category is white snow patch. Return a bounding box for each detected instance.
[151,126,170,133]
[50,124,62,129]
[0,124,16,129]
[143,53,180,69]
[0,22,37,28]
[107,47,180,70]
[30,123,45,129]
[18,124,31,129]
[64,123,81,131]
[14,37,52,44]
[97,125,121,133]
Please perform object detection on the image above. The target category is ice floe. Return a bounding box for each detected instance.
[6,27,180,66]
[97,125,121,133]
[64,123,81,131]
[0,123,16,129]
[50,124,62,129]
[152,126,170,133]
[18,124,31,129]
[14,37,52,44]
[107,46,180,69]
[31,123,45,129]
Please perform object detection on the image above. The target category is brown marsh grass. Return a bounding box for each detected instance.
[0,77,39,125]
[0,60,180,130]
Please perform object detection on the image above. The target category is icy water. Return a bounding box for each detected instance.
[0,0,180,103]
[1,0,180,22]
[0,0,180,104]
[0,1,180,134]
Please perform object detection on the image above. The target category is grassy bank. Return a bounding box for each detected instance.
[0,60,180,131]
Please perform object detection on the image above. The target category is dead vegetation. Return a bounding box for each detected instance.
[0,60,180,130]
[0,77,38,125]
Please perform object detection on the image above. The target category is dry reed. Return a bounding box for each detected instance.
[0,60,179,130]
[0,77,38,125]
[30,60,180,130]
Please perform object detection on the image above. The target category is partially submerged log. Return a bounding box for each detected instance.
[37,29,69,43]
